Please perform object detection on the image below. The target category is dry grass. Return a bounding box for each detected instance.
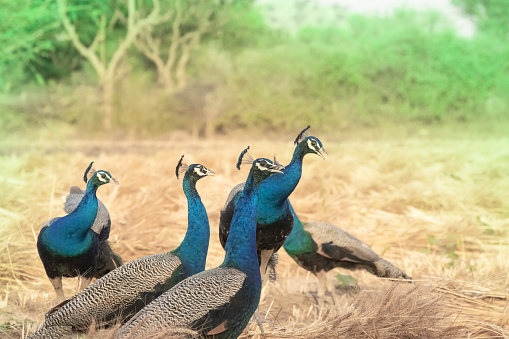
[0,133,508,338]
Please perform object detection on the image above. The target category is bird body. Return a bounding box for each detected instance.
[117,151,284,339]
[64,185,111,241]
[28,253,182,338]
[219,141,318,252]
[283,203,411,295]
[256,150,305,226]
[37,225,98,278]
[37,165,120,301]
[40,186,98,257]
[117,267,252,339]
[62,185,123,277]
[28,159,214,339]
[219,127,326,280]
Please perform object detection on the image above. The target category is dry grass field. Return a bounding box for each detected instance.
[0,131,508,338]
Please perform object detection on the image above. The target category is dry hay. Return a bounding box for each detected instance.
[0,134,508,338]
[265,283,465,338]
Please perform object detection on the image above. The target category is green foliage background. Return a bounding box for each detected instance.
[1,0,508,137]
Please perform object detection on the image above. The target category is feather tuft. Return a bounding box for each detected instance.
[176,155,189,179]
[294,125,311,145]
[236,146,255,170]
[83,162,94,183]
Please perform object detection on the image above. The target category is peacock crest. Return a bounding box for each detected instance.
[294,125,311,145]
[176,155,189,179]
[236,146,255,170]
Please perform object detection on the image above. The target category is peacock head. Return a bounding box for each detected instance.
[83,162,119,187]
[237,146,284,183]
[294,125,327,160]
[176,155,215,182]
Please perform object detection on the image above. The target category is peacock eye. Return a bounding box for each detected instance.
[259,160,267,167]
[311,140,317,146]
[100,173,106,179]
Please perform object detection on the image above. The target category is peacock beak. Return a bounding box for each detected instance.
[269,163,285,174]
[110,177,120,185]
[273,155,283,167]
[317,147,328,160]
[206,169,215,177]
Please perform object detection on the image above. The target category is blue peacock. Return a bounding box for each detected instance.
[28,156,214,338]
[116,147,284,339]
[37,162,121,301]
[283,204,411,296]
[64,185,113,247]
[62,171,122,279]
[219,126,327,281]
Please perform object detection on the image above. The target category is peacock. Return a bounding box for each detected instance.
[219,126,327,281]
[37,162,121,301]
[116,147,284,339]
[62,175,122,279]
[283,203,411,296]
[64,185,112,243]
[28,156,214,339]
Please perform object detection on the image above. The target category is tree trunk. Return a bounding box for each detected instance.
[203,91,222,139]
[102,77,114,130]
[175,36,199,92]
[159,69,175,93]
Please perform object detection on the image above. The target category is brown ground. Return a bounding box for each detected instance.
[0,132,508,338]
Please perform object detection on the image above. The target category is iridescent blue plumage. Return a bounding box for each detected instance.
[171,160,212,276]
[28,157,214,339]
[283,203,317,258]
[222,157,272,276]
[37,164,119,301]
[219,127,327,280]
[256,135,325,225]
[283,202,411,297]
[117,151,284,339]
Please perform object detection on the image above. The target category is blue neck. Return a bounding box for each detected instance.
[43,180,98,254]
[283,202,315,254]
[222,173,262,275]
[172,176,209,274]
[256,146,305,224]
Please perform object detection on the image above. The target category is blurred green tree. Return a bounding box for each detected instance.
[0,0,64,91]
[134,0,255,93]
[57,0,170,129]
[453,0,509,39]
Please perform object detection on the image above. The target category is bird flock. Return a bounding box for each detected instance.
[28,126,410,339]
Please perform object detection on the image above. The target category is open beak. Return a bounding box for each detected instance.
[110,177,120,185]
[317,147,328,160]
[273,155,283,167]
[269,163,285,174]
[206,169,215,177]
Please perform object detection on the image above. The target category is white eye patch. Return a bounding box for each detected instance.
[194,167,207,176]
[96,172,111,182]
[307,138,318,151]
[255,162,269,171]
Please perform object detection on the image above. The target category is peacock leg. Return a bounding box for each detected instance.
[325,271,336,296]
[247,250,274,337]
[316,271,327,298]
[78,276,92,291]
[252,308,266,338]
[259,249,274,288]
[50,277,64,301]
